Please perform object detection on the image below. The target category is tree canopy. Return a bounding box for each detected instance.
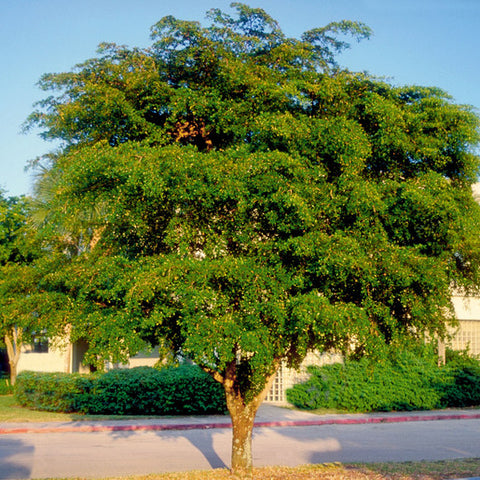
[24,3,480,472]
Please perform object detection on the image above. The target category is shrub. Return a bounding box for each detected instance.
[79,365,226,415]
[15,371,95,412]
[287,347,480,412]
[438,350,480,407]
[15,365,226,415]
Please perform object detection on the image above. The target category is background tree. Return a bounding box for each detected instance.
[25,3,480,473]
[0,193,42,385]
[0,191,73,385]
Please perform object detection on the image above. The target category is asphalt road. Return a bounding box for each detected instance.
[1,417,480,479]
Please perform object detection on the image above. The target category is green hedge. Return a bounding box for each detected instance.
[440,349,480,408]
[286,348,480,412]
[15,365,226,415]
[16,371,97,413]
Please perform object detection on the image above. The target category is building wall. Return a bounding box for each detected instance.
[125,348,160,368]
[17,341,160,375]
[18,344,70,373]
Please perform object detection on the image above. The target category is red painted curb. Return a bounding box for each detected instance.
[254,412,480,428]
[1,412,480,435]
[0,422,233,435]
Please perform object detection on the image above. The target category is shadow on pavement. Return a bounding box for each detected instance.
[0,437,34,480]
[184,429,228,469]
[107,426,228,470]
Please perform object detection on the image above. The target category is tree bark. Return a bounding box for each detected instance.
[4,326,22,386]
[228,393,256,474]
[223,360,280,475]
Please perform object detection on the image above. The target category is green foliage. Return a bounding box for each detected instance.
[0,375,13,395]
[0,192,52,385]
[440,349,480,407]
[15,365,226,415]
[286,347,480,412]
[15,370,94,412]
[0,193,38,331]
[81,365,226,415]
[0,194,32,264]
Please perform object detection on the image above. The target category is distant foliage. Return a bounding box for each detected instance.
[0,375,14,395]
[287,347,480,412]
[15,365,226,415]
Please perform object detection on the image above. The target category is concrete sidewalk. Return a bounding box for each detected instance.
[1,404,480,435]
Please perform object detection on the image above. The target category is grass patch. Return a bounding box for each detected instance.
[357,457,480,479]
[0,395,85,422]
[23,460,480,479]
[0,395,187,423]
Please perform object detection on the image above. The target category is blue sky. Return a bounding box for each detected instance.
[1,0,479,197]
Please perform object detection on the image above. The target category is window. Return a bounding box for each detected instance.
[32,334,49,353]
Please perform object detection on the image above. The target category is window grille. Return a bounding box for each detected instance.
[448,320,480,356]
[265,352,342,404]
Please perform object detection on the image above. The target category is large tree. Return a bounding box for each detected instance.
[26,3,480,473]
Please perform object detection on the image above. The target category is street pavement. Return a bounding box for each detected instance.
[0,405,480,479]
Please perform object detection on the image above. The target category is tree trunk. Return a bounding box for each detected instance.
[4,326,22,386]
[223,361,280,475]
[228,394,256,473]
